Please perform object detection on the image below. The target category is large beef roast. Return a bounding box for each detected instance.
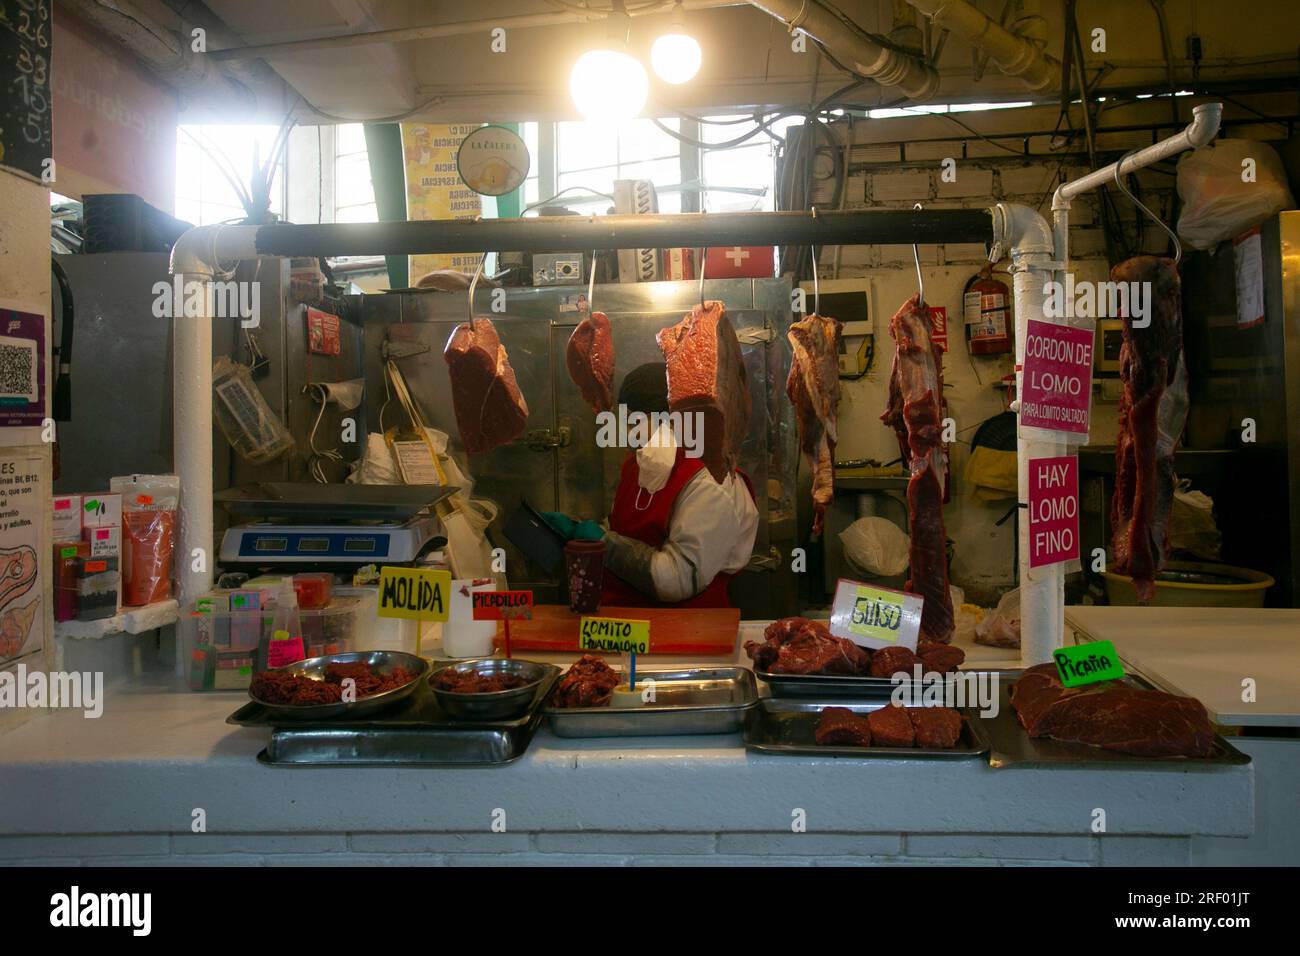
[1110,256,1189,602]
[1010,662,1214,757]
[787,313,842,535]
[566,311,615,413]
[880,295,955,643]
[443,318,529,455]
[657,301,752,482]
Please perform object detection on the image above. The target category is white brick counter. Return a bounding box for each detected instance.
[0,681,1254,867]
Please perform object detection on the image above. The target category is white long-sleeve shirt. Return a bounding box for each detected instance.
[647,467,760,602]
[620,422,758,603]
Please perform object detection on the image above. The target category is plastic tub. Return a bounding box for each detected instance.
[1102,561,1274,608]
[182,589,378,690]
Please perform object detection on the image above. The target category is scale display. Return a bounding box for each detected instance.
[234,530,390,560]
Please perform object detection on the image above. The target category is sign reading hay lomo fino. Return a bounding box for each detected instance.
[579,617,649,654]
[1020,319,1094,438]
[1028,456,1079,569]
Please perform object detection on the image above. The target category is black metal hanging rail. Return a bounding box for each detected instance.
[252,209,993,258]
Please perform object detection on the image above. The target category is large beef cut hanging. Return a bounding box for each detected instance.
[443,318,530,455]
[657,301,752,482]
[1010,662,1214,757]
[787,314,842,535]
[1109,256,1189,602]
[880,294,955,644]
[566,311,615,413]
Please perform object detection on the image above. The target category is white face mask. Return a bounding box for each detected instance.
[635,421,678,493]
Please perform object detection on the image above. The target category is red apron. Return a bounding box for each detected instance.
[601,449,754,609]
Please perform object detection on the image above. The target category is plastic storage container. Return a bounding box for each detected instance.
[182,588,378,690]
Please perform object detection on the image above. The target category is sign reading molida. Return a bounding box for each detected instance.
[378,566,451,621]
[578,617,650,654]
[828,577,923,651]
[1053,640,1124,688]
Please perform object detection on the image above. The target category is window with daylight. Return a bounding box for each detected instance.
[175,124,287,226]
[333,124,377,223]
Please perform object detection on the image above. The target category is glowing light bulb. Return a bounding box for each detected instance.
[570,49,649,122]
[651,31,701,84]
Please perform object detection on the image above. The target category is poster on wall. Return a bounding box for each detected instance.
[0,449,45,667]
[402,123,484,283]
[0,307,46,428]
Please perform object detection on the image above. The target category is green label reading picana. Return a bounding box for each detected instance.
[1053,640,1124,687]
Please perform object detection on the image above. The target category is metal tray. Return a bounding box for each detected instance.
[745,698,990,759]
[230,666,559,767]
[985,671,1252,769]
[544,667,758,738]
[754,666,963,699]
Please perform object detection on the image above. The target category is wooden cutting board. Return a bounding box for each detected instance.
[495,605,740,655]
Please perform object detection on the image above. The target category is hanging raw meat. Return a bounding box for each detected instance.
[657,301,752,483]
[566,311,615,413]
[880,294,955,643]
[787,314,842,535]
[1110,256,1189,602]
[443,318,530,454]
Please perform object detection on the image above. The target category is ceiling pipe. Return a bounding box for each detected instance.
[902,0,1061,93]
[748,0,940,100]
[61,0,258,109]
[208,0,742,61]
[1052,102,1221,267]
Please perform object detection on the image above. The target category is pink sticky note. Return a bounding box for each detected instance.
[1028,456,1080,569]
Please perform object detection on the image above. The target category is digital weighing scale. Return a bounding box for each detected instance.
[216,483,458,567]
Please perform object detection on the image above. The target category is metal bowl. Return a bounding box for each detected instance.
[248,650,429,722]
[428,658,551,722]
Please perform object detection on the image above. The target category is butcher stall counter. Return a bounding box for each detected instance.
[0,621,1256,867]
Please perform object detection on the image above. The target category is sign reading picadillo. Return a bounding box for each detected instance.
[1053,640,1124,687]
[579,616,649,654]
[828,577,923,650]
[378,566,451,621]
[472,590,534,620]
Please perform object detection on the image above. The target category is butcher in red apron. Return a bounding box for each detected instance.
[543,363,759,608]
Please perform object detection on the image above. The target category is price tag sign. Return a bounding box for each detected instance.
[378,566,451,621]
[1020,319,1094,438]
[472,590,534,620]
[828,578,923,650]
[1053,640,1124,688]
[1028,456,1080,569]
[579,617,650,654]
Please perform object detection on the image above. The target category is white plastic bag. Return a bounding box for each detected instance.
[975,587,1021,649]
[1168,480,1222,559]
[839,517,910,577]
[1176,140,1295,250]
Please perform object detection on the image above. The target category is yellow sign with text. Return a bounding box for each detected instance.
[578,617,650,654]
[828,578,924,650]
[378,566,451,621]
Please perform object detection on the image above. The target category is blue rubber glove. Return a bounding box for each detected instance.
[540,512,578,540]
[573,519,605,541]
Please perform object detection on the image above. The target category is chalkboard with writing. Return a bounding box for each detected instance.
[0,0,52,181]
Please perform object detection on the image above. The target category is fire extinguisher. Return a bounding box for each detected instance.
[962,265,1012,355]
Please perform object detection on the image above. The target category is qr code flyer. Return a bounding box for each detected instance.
[0,308,45,428]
